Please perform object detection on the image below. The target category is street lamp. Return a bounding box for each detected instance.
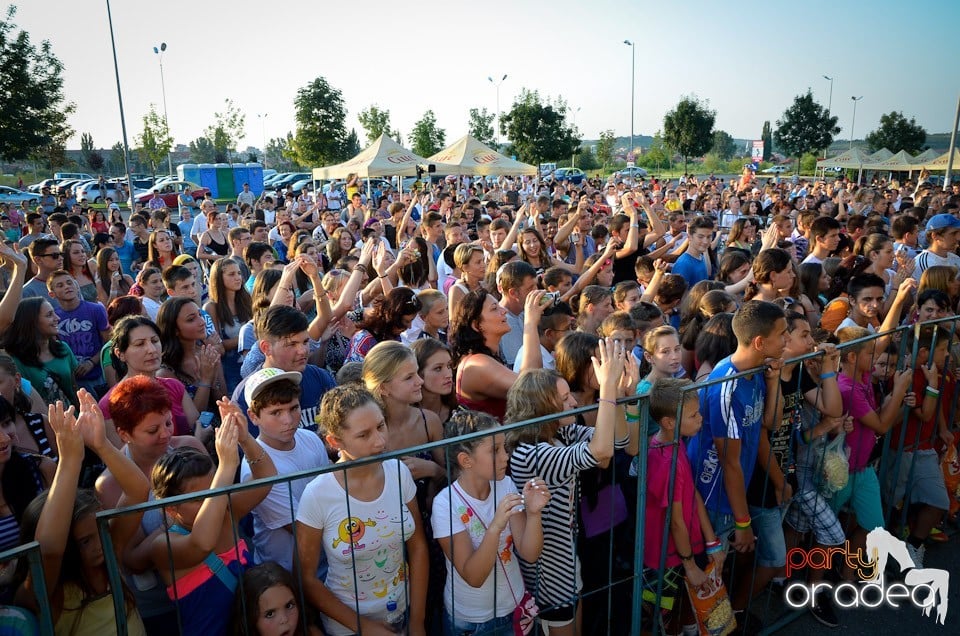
[152,42,173,176]
[571,107,581,168]
[822,75,834,115]
[257,113,269,168]
[624,40,635,158]
[850,96,863,150]
[487,74,507,147]
[106,0,135,210]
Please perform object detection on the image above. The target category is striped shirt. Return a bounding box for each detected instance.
[913,250,960,280]
[509,424,627,610]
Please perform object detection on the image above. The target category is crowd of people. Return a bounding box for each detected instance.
[0,167,957,635]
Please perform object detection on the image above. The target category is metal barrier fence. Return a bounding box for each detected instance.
[0,542,53,635]
[66,315,959,635]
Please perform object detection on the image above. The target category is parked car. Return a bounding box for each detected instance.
[75,181,122,204]
[27,179,58,193]
[617,166,649,179]
[271,173,311,190]
[53,172,94,181]
[134,180,209,207]
[263,172,289,188]
[762,165,789,174]
[289,178,318,192]
[0,186,39,206]
[553,167,586,184]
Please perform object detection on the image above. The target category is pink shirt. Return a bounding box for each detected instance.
[644,438,703,568]
[837,372,877,471]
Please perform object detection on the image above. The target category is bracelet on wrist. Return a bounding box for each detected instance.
[734,520,752,530]
[925,386,940,397]
[678,552,694,561]
[195,382,211,388]
[706,544,724,555]
[820,371,837,380]
[598,398,617,406]
[247,446,268,466]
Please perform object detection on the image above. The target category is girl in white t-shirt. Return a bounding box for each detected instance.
[296,386,428,636]
[432,410,548,634]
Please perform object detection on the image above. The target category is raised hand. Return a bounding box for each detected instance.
[299,253,320,279]
[75,388,108,452]
[491,492,524,532]
[358,237,376,267]
[48,401,83,461]
[214,412,241,468]
[619,353,640,397]
[523,289,548,323]
[197,344,220,382]
[592,337,627,391]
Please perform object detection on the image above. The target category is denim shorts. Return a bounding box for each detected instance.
[748,505,787,568]
[885,449,951,511]
[442,609,513,636]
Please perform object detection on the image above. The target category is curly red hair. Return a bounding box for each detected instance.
[109,376,172,434]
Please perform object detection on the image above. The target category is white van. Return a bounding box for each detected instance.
[54,172,94,181]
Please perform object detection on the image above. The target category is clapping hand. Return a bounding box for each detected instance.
[214,412,241,469]
[592,337,627,391]
[48,401,82,462]
[75,389,109,453]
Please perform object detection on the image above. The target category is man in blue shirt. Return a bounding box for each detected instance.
[670,216,714,287]
[110,223,137,275]
[232,305,336,435]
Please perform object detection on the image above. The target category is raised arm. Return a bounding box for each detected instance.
[501,203,528,251]
[0,244,27,333]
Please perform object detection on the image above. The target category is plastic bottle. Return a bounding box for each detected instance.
[384,600,405,633]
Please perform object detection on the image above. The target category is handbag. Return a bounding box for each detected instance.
[580,482,629,538]
[452,484,539,635]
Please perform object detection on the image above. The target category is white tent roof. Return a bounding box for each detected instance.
[911,148,940,165]
[427,135,537,176]
[863,150,916,171]
[311,135,460,179]
[865,148,893,163]
[816,147,873,169]
[922,149,960,171]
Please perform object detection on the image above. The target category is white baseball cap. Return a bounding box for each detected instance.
[244,368,302,405]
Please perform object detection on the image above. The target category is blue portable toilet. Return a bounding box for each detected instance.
[245,163,264,195]
[232,164,250,197]
[198,163,218,198]
[178,163,201,185]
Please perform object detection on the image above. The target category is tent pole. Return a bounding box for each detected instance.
[946,94,960,187]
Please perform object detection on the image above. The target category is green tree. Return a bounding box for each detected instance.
[577,146,600,171]
[639,132,672,172]
[499,90,579,165]
[800,152,818,174]
[773,90,839,165]
[0,6,75,161]
[80,132,94,167]
[468,107,496,148]
[204,98,245,161]
[135,105,173,177]
[662,95,716,173]
[108,142,125,174]
[345,128,361,157]
[188,137,216,163]
[290,76,348,166]
[357,105,396,144]
[408,110,446,157]
[710,130,736,161]
[596,130,616,171]
[761,120,773,161]
[865,111,927,153]
[87,149,104,172]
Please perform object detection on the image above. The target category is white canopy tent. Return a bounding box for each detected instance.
[911,148,940,166]
[865,148,894,164]
[427,135,537,176]
[311,134,460,179]
[922,148,960,171]
[862,150,915,171]
[816,147,873,181]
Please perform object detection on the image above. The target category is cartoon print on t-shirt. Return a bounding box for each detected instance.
[333,517,376,553]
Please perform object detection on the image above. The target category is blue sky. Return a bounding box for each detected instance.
[12,0,960,151]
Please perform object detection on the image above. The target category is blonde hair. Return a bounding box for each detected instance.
[362,340,416,403]
[504,369,564,451]
[642,324,679,355]
[836,326,872,357]
[454,243,485,270]
[918,265,959,298]
[417,289,446,317]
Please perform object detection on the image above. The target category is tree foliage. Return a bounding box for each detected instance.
[0,6,75,162]
[345,128,361,157]
[408,110,446,157]
[468,108,496,148]
[87,149,104,172]
[290,77,348,167]
[638,132,672,171]
[108,142,125,174]
[80,132,94,166]
[662,95,716,172]
[596,130,616,171]
[499,90,579,165]
[188,137,216,163]
[773,90,839,159]
[136,105,172,176]
[761,121,773,161]
[357,105,396,144]
[710,130,736,161]
[865,111,927,154]
[204,98,245,161]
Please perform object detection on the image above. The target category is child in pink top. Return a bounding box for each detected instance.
[642,377,724,633]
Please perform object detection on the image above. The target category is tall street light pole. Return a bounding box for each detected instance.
[488,74,507,147]
[571,106,581,168]
[106,0,135,211]
[257,113,268,168]
[850,96,863,150]
[624,40,635,159]
[822,75,834,116]
[153,42,173,176]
